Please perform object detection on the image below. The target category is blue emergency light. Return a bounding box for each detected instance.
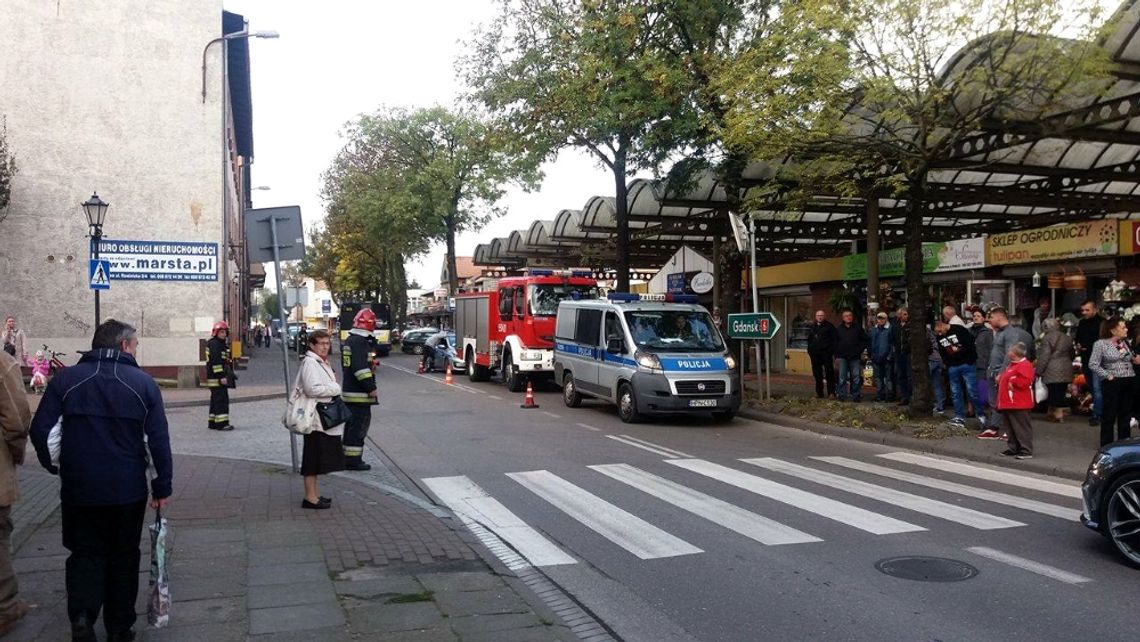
[525,268,594,278]
[606,293,699,303]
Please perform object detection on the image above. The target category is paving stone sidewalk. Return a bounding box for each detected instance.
[5,454,577,641]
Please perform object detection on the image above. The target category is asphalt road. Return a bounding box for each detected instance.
[362,353,1139,642]
[167,351,1139,641]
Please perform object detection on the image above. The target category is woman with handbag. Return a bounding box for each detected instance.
[1089,316,1139,447]
[1035,318,1074,423]
[295,330,346,509]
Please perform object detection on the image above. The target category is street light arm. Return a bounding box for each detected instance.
[201,30,279,103]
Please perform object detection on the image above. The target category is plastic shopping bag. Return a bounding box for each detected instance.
[147,509,170,627]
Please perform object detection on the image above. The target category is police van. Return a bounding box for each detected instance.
[553,293,740,423]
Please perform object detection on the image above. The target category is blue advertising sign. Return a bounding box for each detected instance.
[666,272,686,294]
[321,300,332,314]
[97,240,219,282]
[89,260,111,291]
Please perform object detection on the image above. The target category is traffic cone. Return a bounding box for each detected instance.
[520,380,539,409]
[445,363,454,385]
[417,360,425,374]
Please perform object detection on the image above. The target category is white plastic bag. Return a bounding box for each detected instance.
[147,509,170,627]
[47,417,62,467]
[1033,376,1049,404]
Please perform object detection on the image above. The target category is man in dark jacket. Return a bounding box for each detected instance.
[834,309,868,402]
[806,310,837,398]
[29,319,173,642]
[205,321,235,431]
[1075,299,1105,425]
[869,312,894,401]
[935,318,984,430]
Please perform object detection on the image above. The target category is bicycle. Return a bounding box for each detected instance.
[41,344,68,375]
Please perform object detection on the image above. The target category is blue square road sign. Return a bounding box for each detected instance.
[89,259,111,291]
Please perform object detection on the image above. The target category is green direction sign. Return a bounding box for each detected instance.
[727,312,781,340]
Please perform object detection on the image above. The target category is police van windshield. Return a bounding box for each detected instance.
[624,310,725,352]
[530,285,599,316]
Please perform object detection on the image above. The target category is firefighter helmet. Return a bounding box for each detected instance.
[353,308,376,332]
[212,321,230,336]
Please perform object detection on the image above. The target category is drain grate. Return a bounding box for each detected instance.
[875,556,979,582]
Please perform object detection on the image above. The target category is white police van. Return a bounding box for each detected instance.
[553,293,740,423]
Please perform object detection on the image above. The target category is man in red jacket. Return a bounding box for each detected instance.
[996,341,1035,459]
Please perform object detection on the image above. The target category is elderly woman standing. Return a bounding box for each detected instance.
[296,330,345,509]
[997,342,1036,459]
[1089,316,1139,446]
[1035,318,1074,423]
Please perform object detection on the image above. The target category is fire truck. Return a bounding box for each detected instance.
[454,270,599,391]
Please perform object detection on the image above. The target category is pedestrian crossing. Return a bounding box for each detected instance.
[422,451,1083,573]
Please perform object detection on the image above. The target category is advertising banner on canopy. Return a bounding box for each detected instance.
[842,238,985,281]
[985,220,1117,265]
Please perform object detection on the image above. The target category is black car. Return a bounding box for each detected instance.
[400,328,438,355]
[1081,438,1140,566]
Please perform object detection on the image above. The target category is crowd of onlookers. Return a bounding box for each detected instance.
[805,299,1136,460]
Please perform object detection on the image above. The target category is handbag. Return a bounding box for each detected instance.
[316,396,352,430]
[1033,376,1049,404]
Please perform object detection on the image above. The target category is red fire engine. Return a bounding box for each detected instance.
[454,270,599,391]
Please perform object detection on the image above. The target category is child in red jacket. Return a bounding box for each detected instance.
[996,342,1035,459]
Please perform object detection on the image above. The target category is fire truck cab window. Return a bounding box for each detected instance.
[574,309,602,346]
[514,287,525,316]
[498,288,513,320]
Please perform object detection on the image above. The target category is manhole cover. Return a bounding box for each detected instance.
[875,556,979,582]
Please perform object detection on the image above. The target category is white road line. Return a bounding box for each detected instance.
[606,435,681,458]
[421,476,577,567]
[590,464,821,546]
[667,459,924,535]
[614,435,693,458]
[878,452,1081,499]
[507,470,703,560]
[814,457,1081,521]
[576,423,602,432]
[966,546,1092,585]
[384,363,483,395]
[744,458,1024,530]
[489,395,503,400]
[542,411,562,419]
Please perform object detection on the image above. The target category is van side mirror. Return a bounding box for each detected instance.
[606,337,625,354]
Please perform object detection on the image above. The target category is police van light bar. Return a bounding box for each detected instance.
[606,293,700,303]
[525,268,595,278]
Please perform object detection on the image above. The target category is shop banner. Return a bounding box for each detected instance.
[1124,220,1140,255]
[985,220,1117,265]
[842,238,984,280]
[96,239,219,282]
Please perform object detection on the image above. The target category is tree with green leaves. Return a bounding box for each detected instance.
[716,0,1112,415]
[465,0,706,291]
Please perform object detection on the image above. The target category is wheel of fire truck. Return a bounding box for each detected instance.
[466,348,490,382]
[562,373,582,408]
[501,351,525,393]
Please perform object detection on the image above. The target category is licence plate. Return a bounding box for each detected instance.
[688,399,717,408]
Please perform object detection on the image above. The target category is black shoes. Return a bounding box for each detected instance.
[345,462,372,471]
[301,498,331,510]
[108,631,137,642]
[71,618,96,642]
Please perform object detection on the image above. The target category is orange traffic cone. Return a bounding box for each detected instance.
[445,363,454,385]
[520,380,539,409]
[417,360,425,374]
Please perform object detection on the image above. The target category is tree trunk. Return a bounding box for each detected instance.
[446,211,459,295]
[612,147,630,292]
[904,179,931,417]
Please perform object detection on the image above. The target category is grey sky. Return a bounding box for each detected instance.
[225,0,620,291]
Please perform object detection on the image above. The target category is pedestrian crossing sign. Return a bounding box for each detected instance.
[89,259,111,290]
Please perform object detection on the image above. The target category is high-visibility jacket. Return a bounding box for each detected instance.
[341,329,378,405]
[206,336,230,387]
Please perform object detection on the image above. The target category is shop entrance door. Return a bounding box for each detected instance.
[967,280,1015,310]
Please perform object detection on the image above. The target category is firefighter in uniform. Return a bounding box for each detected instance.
[341,308,378,470]
[206,321,236,431]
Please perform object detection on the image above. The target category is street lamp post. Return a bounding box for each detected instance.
[82,192,110,328]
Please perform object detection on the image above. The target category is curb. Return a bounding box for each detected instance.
[164,391,286,408]
[738,408,1089,482]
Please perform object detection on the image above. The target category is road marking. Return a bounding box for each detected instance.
[489,395,504,400]
[666,459,924,535]
[383,363,483,395]
[744,458,1024,530]
[878,452,1081,499]
[614,435,693,458]
[507,470,703,559]
[421,475,577,567]
[576,423,602,432]
[814,457,1081,520]
[965,546,1092,585]
[590,464,821,546]
[542,411,562,419]
[606,435,683,458]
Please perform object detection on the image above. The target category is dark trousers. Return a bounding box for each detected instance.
[343,404,372,462]
[894,351,912,402]
[62,501,147,635]
[809,353,835,398]
[1100,377,1134,446]
[208,386,229,429]
[1046,382,1067,409]
[1003,410,1033,455]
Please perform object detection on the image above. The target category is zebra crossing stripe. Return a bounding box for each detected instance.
[813,457,1081,521]
[507,470,703,560]
[612,435,693,459]
[666,459,924,535]
[590,464,821,545]
[743,458,1024,530]
[606,435,684,458]
[421,476,577,567]
[877,452,1082,499]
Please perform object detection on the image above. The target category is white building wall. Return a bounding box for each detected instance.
[0,0,226,371]
[647,246,713,293]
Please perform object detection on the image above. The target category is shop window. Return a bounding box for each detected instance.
[787,295,813,350]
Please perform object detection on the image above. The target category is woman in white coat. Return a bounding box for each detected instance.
[297,330,345,509]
